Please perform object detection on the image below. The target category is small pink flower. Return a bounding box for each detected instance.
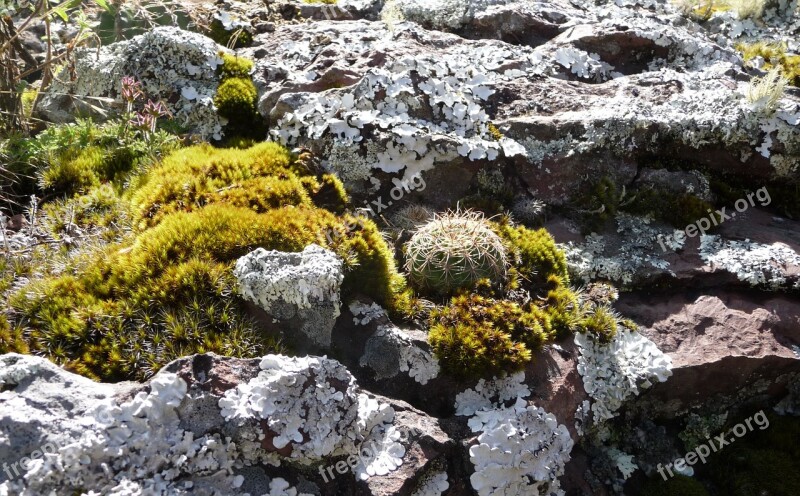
[121,76,143,103]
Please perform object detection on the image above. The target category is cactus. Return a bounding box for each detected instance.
[404,210,508,295]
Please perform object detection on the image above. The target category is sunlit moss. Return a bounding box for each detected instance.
[737,41,800,87]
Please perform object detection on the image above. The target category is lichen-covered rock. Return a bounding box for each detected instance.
[359,321,440,386]
[0,353,454,495]
[219,354,404,480]
[234,244,344,349]
[575,328,673,423]
[38,27,226,139]
[246,4,799,205]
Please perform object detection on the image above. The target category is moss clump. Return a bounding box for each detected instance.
[28,120,179,200]
[706,413,800,496]
[208,19,253,48]
[580,304,619,343]
[575,176,619,232]
[214,54,265,140]
[129,142,301,229]
[487,122,503,141]
[40,146,104,195]
[219,53,254,80]
[0,314,28,354]
[405,210,508,296]
[625,187,719,229]
[8,140,411,381]
[215,78,258,119]
[428,294,553,379]
[495,221,569,290]
[639,475,710,496]
[10,202,408,381]
[542,275,583,339]
[426,222,583,379]
[737,41,800,87]
[42,183,130,242]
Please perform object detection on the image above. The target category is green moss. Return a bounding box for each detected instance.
[494,221,570,291]
[29,120,179,200]
[704,413,800,496]
[428,294,553,379]
[737,41,800,87]
[41,183,129,243]
[128,142,297,229]
[0,314,29,354]
[580,304,618,343]
[214,78,258,121]
[543,276,583,339]
[487,122,503,141]
[219,53,254,80]
[208,19,253,48]
[40,147,104,195]
[639,475,710,496]
[625,187,720,229]
[214,55,265,140]
[576,176,618,232]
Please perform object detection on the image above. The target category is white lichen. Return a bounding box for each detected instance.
[454,371,530,416]
[412,470,449,496]
[575,329,673,423]
[360,324,440,385]
[699,235,800,289]
[467,397,574,496]
[218,355,406,481]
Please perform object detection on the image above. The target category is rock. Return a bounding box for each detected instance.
[234,244,344,350]
[0,353,456,495]
[38,27,225,139]
[5,214,27,232]
[242,0,798,206]
[562,208,800,290]
[617,290,800,417]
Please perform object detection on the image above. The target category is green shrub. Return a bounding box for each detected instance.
[639,475,710,496]
[405,210,508,296]
[428,294,553,379]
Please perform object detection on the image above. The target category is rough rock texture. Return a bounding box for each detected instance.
[0,353,456,495]
[245,4,799,204]
[235,244,344,349]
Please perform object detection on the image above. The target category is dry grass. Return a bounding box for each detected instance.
[747,66,787,114]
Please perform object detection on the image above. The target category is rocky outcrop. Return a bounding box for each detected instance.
[0,353,456,495]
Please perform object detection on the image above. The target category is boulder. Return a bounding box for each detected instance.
[234,244,344,350]
[38,27,226,139]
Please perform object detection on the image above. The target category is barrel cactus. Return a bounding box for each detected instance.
[404,210,508,295]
